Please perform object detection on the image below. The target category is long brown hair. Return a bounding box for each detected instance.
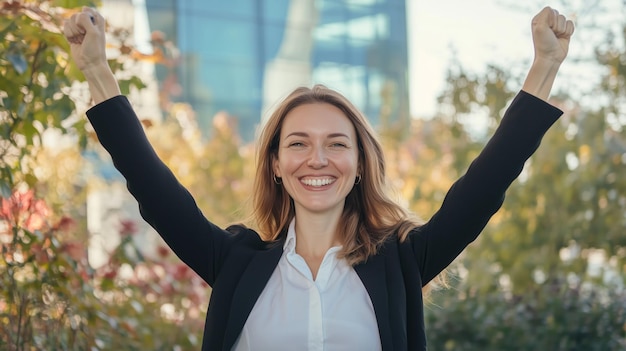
[251,85,423,264]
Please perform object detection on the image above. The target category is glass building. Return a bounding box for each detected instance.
[143,0,409,141]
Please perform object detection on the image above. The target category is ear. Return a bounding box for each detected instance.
[272,154,281,177]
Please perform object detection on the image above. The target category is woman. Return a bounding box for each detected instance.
[64,6,574,350]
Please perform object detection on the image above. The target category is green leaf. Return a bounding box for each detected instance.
[16,119,40,146]
[0,17,16,37]
[24,172,38,188]
[118,77,146,96]
[129,76,147,90]
[41,31,71,52]
[52,0,101,9]
[78,132,88,149]
[7,52,27,75]
[0,181,11,198]
[0,74,21,100]
[118,79,131,95]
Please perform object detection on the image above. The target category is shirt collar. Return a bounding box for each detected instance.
[283,218,297,253]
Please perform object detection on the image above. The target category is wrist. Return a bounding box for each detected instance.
[521,57,561,102]
[82,63,122,104]
[82,62,113,81]
[530,56,561,75]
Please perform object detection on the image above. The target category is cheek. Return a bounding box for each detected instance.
[339,154,359,175]
[275,152,300,173]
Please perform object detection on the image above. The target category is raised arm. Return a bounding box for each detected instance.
[411,7,574,284]
[63,7,234,285]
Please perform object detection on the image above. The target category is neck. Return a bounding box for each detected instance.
[293,209,343,259]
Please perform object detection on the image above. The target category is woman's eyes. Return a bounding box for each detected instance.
[288,142,347,148]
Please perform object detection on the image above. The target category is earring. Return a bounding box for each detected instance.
[355,174,362,184]
[273,174,282,185]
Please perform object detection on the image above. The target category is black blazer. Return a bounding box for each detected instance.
[86,90,562,350]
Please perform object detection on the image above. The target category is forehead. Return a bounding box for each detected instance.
[281,102,356,138]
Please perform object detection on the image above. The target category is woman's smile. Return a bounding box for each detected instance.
[300,177,336,188]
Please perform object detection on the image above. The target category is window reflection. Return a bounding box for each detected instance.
[144,0,408,141]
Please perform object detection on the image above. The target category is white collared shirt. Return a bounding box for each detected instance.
[232,219,382,351]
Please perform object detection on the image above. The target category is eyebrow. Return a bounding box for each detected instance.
[284,132,351,139]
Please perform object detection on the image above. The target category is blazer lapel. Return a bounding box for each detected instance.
[354,254,394,351]
[222,240,284,350]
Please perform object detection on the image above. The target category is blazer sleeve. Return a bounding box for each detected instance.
[408,90,563,285]
[86,96,234,286]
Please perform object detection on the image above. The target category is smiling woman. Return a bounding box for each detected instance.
[64,5,575,351]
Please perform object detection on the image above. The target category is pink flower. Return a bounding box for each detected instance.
[54,216,76,231]
[119,219,138,236]
[103,269,117,280]
[0,189,51,231]
[61,241,85,261]
[157,245,170,258]
[173,263,191,280]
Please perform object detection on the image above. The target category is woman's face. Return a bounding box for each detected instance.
[273,102,359,216]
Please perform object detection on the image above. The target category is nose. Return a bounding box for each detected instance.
[307,146,328,168]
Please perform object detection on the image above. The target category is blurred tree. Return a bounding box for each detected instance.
[1,0,88,197]
[0,1,211,349]
[0,0,145,196]
[0,189,207,350]
[382,61,513,231]
[421,1,626,349]
[425,280,626,351]
[454,2,626,295]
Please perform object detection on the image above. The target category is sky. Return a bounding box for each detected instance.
[408,0,527,117]
[406,0,620,118]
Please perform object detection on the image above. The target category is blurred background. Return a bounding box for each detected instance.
[1,0,625,350]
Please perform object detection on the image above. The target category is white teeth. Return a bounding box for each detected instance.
[302,178,334,187]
